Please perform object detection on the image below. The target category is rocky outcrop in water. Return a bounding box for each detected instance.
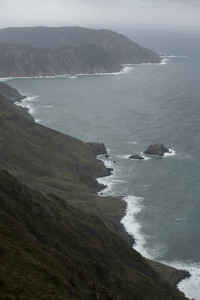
[129,155,144,160]
[144,144,170,156]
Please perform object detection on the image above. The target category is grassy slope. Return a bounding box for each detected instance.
[0,92,33,121]
[0,82,25,102]
[0,86,187,299]
[0,106,109,196]
[0,170,186,300]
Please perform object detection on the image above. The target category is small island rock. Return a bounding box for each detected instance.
[129,155,145,160]
[144,144,170,156]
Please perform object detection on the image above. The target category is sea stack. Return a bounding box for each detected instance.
[144,144,170,156]
[129,155,145,160]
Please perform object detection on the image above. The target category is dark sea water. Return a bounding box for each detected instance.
[3,30,200,299]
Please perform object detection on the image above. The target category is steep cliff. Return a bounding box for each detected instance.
[0,43,121,77]
[0,81,25,101]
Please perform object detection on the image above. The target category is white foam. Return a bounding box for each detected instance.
[136,59,168,66]
[139,152,151,160]
[117,154,132,159]
[121,195,151,258]
[34,119,41,123]
[73,65,133,77]
[140,57,168,66]
[163,149,176,157]
[15,95,39,106]
[97,155,120,196]
[14,95,39,120]
[161,55,188,58]
[26,104,36,115]
[104,160,114,168]
[0,77,14,82]
[97,176,115,195]
[112,179,126,183]
[158,260,200,300]
[41,105,53,108]
[159,58,168,65]
[128,141,138,145]
[142,156,151,161]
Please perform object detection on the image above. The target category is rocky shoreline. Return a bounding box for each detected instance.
[147,259,190,287]
[114,196,190,287]
[97,155,191,288]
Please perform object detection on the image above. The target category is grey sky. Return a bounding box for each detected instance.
[0,0,200,29]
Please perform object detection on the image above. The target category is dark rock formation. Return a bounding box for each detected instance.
[105,154,109,158]
[144,144,170,156]
[129,155,145,160]
[107,168,113,175]
[87,142,107,156]
[147,259,191,287]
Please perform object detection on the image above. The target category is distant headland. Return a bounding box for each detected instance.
[0,26,161,77]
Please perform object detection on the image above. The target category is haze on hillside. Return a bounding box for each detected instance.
[0,0,200,30]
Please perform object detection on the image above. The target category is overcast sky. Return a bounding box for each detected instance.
[1,0,200,30]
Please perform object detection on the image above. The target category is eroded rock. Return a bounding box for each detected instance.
[144,144,170,156]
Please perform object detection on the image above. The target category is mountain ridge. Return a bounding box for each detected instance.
[0,26,161,77]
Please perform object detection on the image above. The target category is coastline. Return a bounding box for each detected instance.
[9,78,191,294]
[120,195,190,287]
[0,65,132,81]
[97,156,191,289]
[0,58,169,82]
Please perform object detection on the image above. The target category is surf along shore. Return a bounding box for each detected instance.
[97,155,191,289]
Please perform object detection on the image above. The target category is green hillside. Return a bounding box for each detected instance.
[0,83,188,299]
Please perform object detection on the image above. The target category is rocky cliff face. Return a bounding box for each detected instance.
[0,43,121,77]
[0,26,161,77]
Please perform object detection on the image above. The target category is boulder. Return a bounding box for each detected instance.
[107,168,113,175]
[129,155,144,160]
[144,144,170,156]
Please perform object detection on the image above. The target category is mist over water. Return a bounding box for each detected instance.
[5,31,200,299]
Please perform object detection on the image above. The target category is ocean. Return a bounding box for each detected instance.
[3,28,200,299]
